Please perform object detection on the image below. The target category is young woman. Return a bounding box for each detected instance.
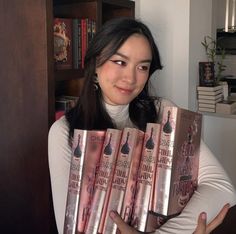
[48,18,236,234]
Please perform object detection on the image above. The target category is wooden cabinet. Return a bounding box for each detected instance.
[0,0,134,233]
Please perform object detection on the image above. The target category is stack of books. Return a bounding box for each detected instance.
[64,106,202,234]
[197,85,223,113]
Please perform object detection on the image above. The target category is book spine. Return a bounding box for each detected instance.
[76,131,106,233]
[102,128,144,234]
[72,19,79,69]
[131,123,161,232]
[84,129,122,234]
[63,129,88,234]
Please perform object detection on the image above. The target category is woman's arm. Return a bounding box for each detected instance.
[48,117,72,234]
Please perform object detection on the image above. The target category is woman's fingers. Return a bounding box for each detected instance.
[193,212,207,234]
[206,203,230,233]
[109,211,138,234]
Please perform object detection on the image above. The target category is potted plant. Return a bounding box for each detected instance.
[200,36,227,86]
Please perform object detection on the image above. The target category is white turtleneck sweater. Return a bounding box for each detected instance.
[48,99,236,234]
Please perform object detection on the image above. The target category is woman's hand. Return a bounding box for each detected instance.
[109,203,230,234]
[193,203,230,234]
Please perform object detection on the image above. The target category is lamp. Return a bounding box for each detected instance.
[225,0,236,32]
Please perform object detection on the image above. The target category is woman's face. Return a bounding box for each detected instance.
[96,33,152,105]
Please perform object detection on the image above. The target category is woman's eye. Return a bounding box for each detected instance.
[111,60,126,66]
[138,65,149,71]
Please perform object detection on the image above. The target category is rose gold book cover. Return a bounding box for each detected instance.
[102,128,144,234]
[84,129,122,234]
[76,131,106,233]
[152,106,202,217]
[131,123,161,232]
[63,129,88,234]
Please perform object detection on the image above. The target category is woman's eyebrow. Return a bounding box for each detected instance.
[114,52,152,63]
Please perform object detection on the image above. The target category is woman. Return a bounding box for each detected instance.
[48,18,236,233]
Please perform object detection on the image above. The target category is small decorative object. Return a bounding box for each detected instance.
[200,36,227,86]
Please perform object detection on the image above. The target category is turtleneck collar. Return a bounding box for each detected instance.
[104,102,133,129]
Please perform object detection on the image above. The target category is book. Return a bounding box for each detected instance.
[197,89,222,96]
[198,97,222,104]
[152,106,202,217]
[197,85,222,92]
[198,107,215,113]
[63,130,88,234]
[198,103,216,109]
[199,62,215,87]
[198,93,223,100]
[54,18,73,69]
[102,128,144,234]
[216,100,236,114]
[76,131,106,233]
[131,123,161,232]
[85,129,122,234]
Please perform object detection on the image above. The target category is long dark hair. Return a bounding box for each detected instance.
[66,17,162,137]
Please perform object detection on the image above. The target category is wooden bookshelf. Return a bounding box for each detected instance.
[0,0,134,233]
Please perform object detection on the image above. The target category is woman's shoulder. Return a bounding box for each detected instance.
[48,116,69,140]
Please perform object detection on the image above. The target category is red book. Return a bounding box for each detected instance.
[152,106,202,217]
[131,123,161,232]
[102,128,144,234]
[85,129,122,234]
[54,18,73,69]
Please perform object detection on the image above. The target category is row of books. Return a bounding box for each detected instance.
[64,106,202,234]
[197,85,223,113]
[54,17,96,70]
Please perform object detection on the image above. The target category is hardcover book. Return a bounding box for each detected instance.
[131,123,161,232]
[85,129,122,234]
[76,131,106,233]
[63,130,87,234]
[54,18,73,70]
[216,100,236,114]
[152,106,202,217]
[197,85,222,92]
[198,93,223,100]
[102,128,144,234]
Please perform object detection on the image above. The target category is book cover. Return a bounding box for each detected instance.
[85,129,122,234]
[152,106,202,217]
[199,62,215,87]
[54,18,73,70]
[131,123,161,232]
[63,129,87,234]
[197,85,222,92]
[76,131,106,233]
[216,100,236,114]
[102,128,144,234]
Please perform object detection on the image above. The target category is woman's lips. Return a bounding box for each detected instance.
[116,86,133,94]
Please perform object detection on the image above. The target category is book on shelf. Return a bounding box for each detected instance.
[197,89,222,96]
[151,106,202,217]
[199,62,215,87]
[85,129,122,234]
[72,18,81,69]
[198,107,215,113]
[102,128,144,234]
[131,123,161,232]
[198,103,216,109]
[216,100,236,114]
[54,18,73,70]
[198,97,222,104]
[198,93,223,100]
[197,85,222,92]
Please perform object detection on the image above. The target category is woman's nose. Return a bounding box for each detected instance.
[124,67,136,84]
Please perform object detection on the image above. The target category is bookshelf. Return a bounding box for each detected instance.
[0,0,134,233]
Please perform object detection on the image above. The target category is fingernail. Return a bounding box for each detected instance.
[201,212,207,220]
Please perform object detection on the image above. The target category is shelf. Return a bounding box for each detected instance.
[199,111,236,119]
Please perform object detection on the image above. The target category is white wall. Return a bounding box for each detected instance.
[136,0,236,187]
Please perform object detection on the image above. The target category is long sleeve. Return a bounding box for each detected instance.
[48,117,72,234]
[156,140,236,234]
